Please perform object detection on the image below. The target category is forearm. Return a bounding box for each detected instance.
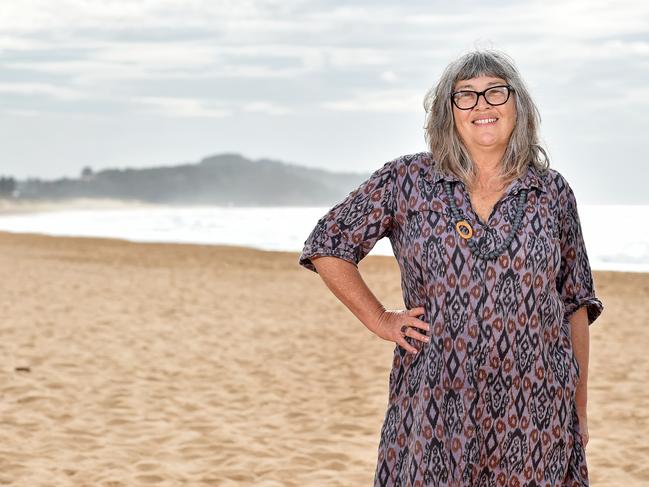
[310,255,386,334]
[569,305,590,413]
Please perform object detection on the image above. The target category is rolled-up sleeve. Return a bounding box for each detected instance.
[556,180,604,325]
[298,158,397,274]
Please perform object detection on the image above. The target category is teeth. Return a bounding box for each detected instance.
[474,118,497,125]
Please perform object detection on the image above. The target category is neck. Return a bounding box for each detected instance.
[467,147,507,190]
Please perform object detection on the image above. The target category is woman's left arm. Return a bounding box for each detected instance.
[556,178,605,448]
[569,305,590,446]
[569,305,589,415]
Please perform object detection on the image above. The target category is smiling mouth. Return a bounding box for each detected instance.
[473,118,498,125]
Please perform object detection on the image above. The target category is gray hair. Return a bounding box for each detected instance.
[423,49,549,186]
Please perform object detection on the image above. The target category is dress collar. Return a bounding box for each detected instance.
[422,156,546,194]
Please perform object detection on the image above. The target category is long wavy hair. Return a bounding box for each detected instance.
[423,49,550,187]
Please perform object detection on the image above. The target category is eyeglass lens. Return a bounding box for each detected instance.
[453,86,510,109]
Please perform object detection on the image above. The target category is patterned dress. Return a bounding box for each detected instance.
[298,152,604,487]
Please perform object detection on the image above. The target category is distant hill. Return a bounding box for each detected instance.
[14,153,372,206]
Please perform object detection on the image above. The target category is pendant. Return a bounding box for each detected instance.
[455,220,473,239]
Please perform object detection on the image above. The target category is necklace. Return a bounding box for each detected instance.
[442,180,528,261]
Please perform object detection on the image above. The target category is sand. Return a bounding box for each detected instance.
[0,230,646,486]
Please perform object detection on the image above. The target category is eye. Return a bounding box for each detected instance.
[488,86,508,94]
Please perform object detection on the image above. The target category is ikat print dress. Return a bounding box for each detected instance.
[298,152,604,487]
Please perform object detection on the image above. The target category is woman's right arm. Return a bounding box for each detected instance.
[299,156,429,353]
[311,255,429,354]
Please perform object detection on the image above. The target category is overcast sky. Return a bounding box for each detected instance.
[0,0,647,203]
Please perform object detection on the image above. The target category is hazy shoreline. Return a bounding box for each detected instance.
[0,198,163,215]
[0,200,647,274]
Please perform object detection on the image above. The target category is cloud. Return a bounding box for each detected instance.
[242,101,293,115]
[137,96,231,118]
[138,97,293,118]
[622,86,649,105]
[380,71,399,83]
[1,0,648,190]
[0,82,87,100]
[4,43,394,83]
[3,0,647,89]
[2,0,646,117]
[322,89,423,113]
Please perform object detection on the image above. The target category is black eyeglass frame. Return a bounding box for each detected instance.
[450,84,515,110]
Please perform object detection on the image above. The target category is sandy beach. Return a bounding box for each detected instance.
[0,230,646,486]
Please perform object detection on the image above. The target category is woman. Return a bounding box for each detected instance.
[298,49,603,486]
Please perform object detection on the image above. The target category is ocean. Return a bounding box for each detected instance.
[0,205,646,272]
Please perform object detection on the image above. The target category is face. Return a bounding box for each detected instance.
[451,75,516,156]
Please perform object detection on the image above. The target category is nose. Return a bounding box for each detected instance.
[475,92,490,109]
